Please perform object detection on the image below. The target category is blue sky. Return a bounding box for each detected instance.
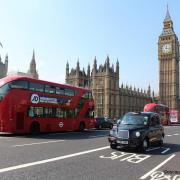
[0,0,180,94]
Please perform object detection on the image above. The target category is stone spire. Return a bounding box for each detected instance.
[111,64,114,72]
[28,50,39,79]
[5,54,8,75]
[105,55,110,74]
[116,59,119,74]
[93,56,97,74]
[162,5,174,32]
[147,84,151,97]
[87,63,90,77]
[66,61,69,77]
[5,54,8,62]
[164,5,171,22]
[76,59,80,76]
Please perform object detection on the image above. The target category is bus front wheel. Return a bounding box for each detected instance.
[30,122,40,135]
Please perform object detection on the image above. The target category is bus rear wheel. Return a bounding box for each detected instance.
[30,122,40,135]
[79,122,85,132]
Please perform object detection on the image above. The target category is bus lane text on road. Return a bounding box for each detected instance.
[99,151,151,164]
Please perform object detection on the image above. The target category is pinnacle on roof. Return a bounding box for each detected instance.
[32,49,35,60]
[164,5,171,22]
[66,61,69,65]
[5,54,8,62]
[116,58,119,65]
[106,55,110,63]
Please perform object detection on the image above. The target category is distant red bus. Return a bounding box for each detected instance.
[144,103,169,125]
[0,75,95,134]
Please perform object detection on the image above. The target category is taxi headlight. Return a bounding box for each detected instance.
[110,130,114,135]
[135,131,141,137]
[110,129,117,136]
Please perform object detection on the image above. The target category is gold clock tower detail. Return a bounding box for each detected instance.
[158,7,180,109]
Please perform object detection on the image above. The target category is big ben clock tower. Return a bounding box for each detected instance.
[158,7,180,110]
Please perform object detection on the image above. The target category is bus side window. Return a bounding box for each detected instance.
[28,107,34,117]
[10,80,28,90]
[66,110,75,118]
[45,85,55,94]
[29,82,44,92]
[65,89,75,96]
[56,87,65,95]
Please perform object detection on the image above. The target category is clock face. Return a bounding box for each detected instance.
[162,43,172,54]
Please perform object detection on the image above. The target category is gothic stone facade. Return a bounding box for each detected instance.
[158,8,180,110]
[66,56,152,119]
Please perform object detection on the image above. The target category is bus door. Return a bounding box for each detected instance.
[16,112,24,130]
[65,109,77,131]
[15,106,25,133]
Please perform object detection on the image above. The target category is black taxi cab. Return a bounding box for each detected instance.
[108,112,164,151]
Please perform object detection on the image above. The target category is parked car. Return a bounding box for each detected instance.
[108,112,164,151]
[95,117,114,129]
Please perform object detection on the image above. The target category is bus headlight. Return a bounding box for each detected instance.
[135,131,140,137]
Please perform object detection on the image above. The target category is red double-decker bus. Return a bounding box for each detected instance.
[144,103,169,125]
[0,75,95,134]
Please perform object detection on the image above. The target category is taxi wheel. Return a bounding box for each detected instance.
[159,135,164,147]
[110,143,117,149]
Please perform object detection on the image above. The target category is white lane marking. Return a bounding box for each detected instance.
[161,148,170,154]
[0,137,12,139]
[166,133,179,137]
[146,147,161,152]
[13,140,65,147]
[140,154,176,179]
[89,135,106,138]
[0,146,109,173]
[48,132,81,136]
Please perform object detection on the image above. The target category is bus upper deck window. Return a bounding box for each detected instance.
[9,80,28,89]
[45,85,55,94]
[29,82,44,92]
[0,83,11,98]
[56,87,65,95]
[65,89,75,96]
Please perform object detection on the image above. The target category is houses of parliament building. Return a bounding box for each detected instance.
[66,56,152,118]
[1,8,179,119]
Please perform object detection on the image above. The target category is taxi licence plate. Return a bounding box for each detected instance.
[117,140,128,144]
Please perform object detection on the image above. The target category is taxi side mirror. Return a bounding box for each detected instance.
[117,119,121,126]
